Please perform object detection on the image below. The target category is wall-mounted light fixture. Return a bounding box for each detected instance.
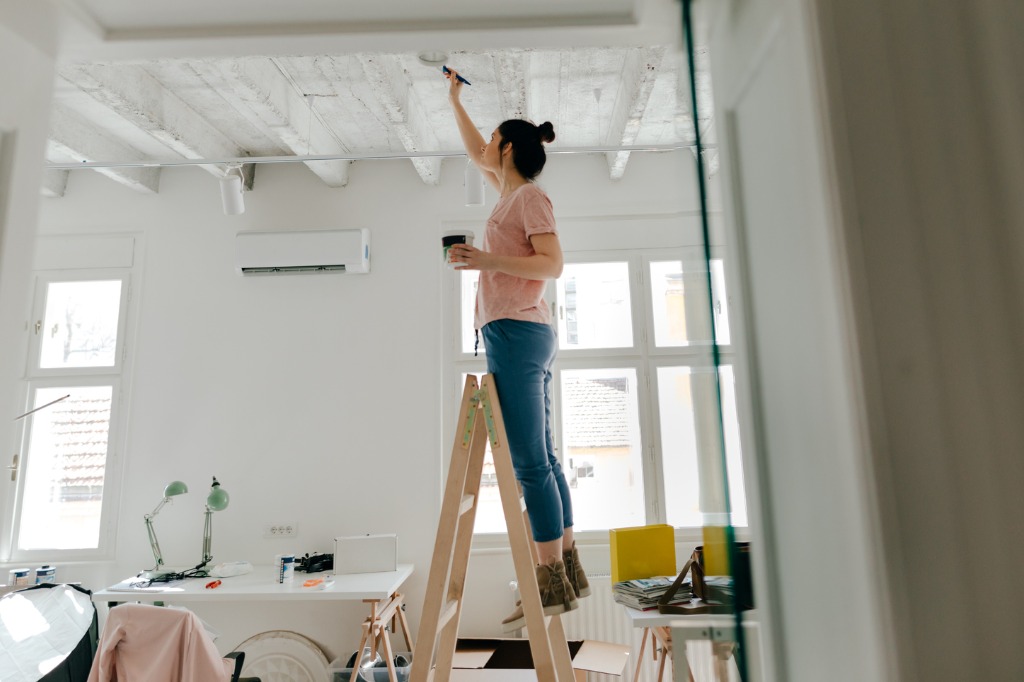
[220,165,245,215]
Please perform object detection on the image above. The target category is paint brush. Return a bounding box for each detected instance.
[442,65,471,85]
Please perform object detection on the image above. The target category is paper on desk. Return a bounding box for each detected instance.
[105,578,186,593]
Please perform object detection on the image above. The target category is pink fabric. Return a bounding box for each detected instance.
[475,182,558,329]
[87,603,233,682]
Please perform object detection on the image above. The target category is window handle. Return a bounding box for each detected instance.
[34,320,41,335]
[7,454,18,482]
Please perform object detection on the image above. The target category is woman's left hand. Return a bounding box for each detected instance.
[450,243,496,270]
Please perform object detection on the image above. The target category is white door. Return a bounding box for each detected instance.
[700,0,893,680]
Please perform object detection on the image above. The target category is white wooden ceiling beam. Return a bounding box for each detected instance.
[605,46,667,180]
[48,105,160,193]
[40,170,70,198]
[491,50,529,121]
[59,64,243,178]
[191,57,351,187]
[359,54,442,185]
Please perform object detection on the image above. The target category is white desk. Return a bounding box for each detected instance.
[94,565,415,682]
[94,564,413,604]
[621,606,761,682]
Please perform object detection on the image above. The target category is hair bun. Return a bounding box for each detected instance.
[537,121,556,144]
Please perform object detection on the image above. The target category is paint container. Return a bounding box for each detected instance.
[34,565,57,584]
[8,568,32,587]
[275,554,295,584]
[442,230,475,269]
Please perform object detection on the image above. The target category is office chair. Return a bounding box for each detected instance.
[87,603,259,682]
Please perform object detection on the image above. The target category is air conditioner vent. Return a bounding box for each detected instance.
[235,229,369,275]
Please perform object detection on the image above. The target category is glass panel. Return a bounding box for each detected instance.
[18,385,113,550]
[460,270,482,355]
[710,259,732,345]
[561,368,645,529]
[660,365,747,528]
[556,263,633,350]
[651,260,731,347]
[39,280,122,369]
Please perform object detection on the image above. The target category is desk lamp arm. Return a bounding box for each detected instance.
[144,497,171,570]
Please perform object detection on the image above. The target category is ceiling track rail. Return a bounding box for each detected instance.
[45,142,713,171]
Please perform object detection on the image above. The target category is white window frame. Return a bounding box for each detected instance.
[3,252,138,563]
[443,237,745,547]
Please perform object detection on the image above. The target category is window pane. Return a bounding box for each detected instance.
[18,385,113,550]
[657,367,702,526]
[40,280,122,369]
[473,439,507,534]
[650,261,688,347]
[556,263,633,350]
[650,260,731,347]
[460,271,482,355]
[561,368,645,529]
[660,366,747,528]
[719,366,747,527]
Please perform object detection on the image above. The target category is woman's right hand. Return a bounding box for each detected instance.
[445,68,464,103]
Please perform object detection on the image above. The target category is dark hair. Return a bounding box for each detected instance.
[497,119,556,180]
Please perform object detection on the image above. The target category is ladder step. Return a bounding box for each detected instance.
[438,599,460,629]
[459,494,476,517]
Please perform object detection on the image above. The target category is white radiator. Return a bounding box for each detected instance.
[556,575,737,682]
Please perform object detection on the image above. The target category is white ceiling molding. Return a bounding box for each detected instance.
[52,1,682,63]
[359,53,442,186]
[48,104,160,193]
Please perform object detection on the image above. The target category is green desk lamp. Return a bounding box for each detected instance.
[142,480,188,579]
[197,476,230,575]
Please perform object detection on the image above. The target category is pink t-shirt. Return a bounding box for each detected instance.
[475,182,558,329]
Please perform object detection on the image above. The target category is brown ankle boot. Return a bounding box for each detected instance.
[563,542,591,598]
[501,560,578,632]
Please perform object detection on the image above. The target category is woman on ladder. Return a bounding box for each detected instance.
[444,67,590,631]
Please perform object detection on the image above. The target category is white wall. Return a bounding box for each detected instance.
[33,150,711,657]
[0,7,57,565]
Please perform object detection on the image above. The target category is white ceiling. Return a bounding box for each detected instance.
[43,0,713,197]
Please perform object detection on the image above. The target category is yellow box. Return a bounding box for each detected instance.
[609,524,676,583]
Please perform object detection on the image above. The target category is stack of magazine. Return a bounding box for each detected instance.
[612,575,692,610]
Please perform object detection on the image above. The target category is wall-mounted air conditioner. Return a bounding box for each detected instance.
[235,229,370,275]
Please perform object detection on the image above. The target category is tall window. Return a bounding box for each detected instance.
[446,247,746,537]
[5,269,132,560]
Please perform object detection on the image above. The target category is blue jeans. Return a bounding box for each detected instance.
[481,319,573,543]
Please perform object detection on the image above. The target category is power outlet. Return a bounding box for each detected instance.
[264,523,298,538]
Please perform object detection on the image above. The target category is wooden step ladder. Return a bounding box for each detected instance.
[410,374,576,682]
